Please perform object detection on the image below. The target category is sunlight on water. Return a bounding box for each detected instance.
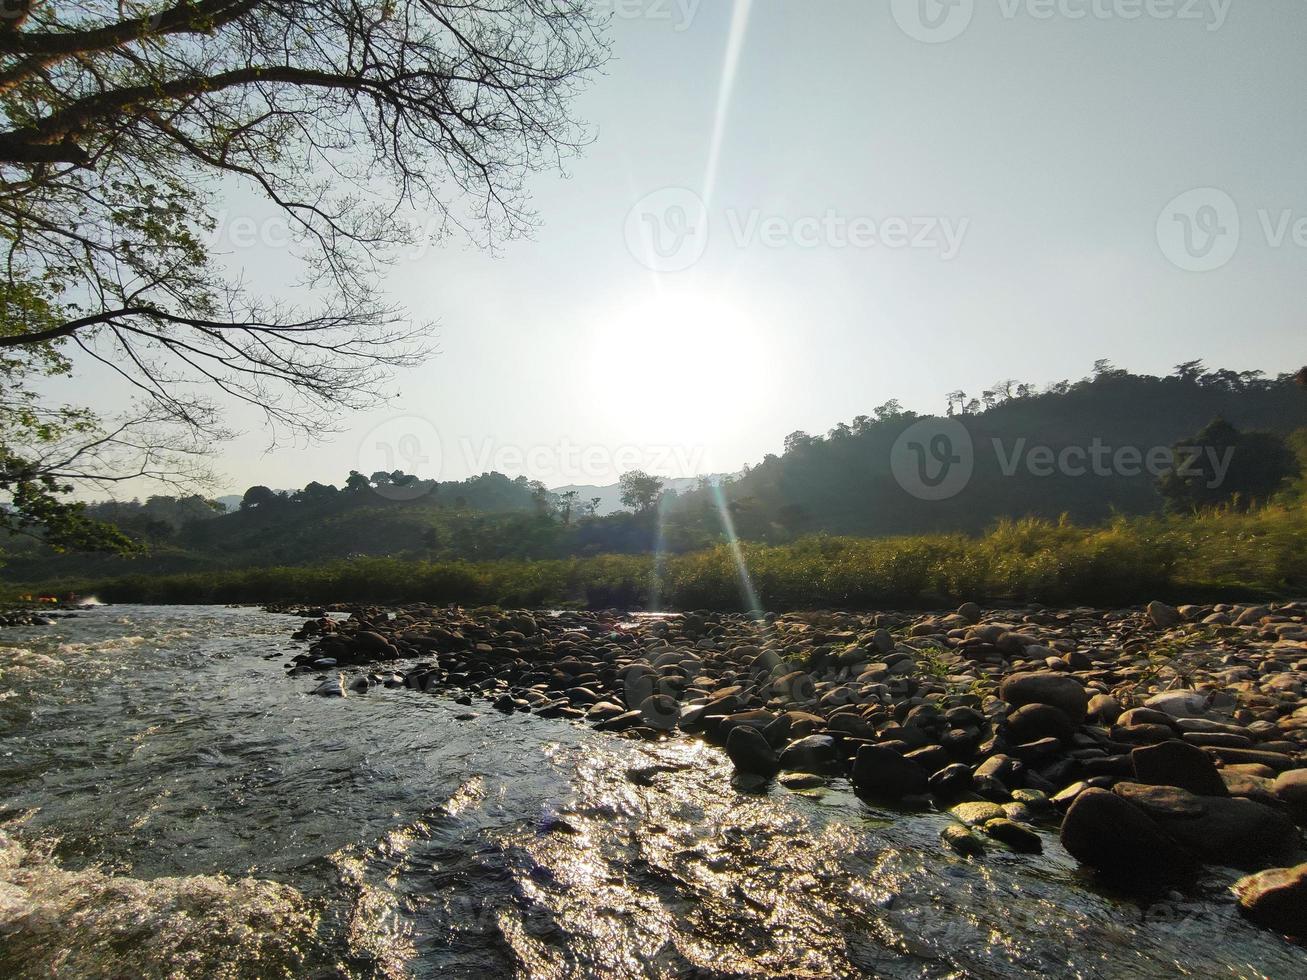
[0,825,318,978]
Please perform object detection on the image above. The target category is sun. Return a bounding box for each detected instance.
[585,289,769,438]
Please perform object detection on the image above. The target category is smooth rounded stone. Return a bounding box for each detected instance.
[1235,862,1307,937]
[1143,691,1211,719]
[1221,771,1279,806]
[312,657,338,668]
[348,675,370,693]
[1059,788,1197,889]
[982,818,1043,854]
[355,630,393,653]
[314,675,346,697]
[779,772,826,790]
[928,763,973,797]
[951,801,1005,827]
[1177,717,1253,736]
[1165,797,1299,870]
[1182,731,1253,749]
[904,744,951,775]
[1147,601,1183,627]
[782,710,828,738]
[726,725,780,777]
[638,694,681,730]
[1002,802,1033,822]
[1271,768,1307,817]
[595,709,644,732]
[1112,781,1206,819]
[1011,737,1063,763]
[956,602,982,624]
[778,734,840,774]
[999,672,1088,724]
[587,701,626,721]
[827,713,877,739]
[941,823,986,857]
[1131,741,1229,797]
[1111,723,1176,746]
[1087,694,1122,724]
[1210,747,1299,771]
[1117,707,1177,728]
[455,712,478,721]
[851,744,928,800]
[1006,703,1077,743]
[1051,780,1101,810]
[1233,605,1271,627]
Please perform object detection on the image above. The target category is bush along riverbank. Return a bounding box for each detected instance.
[281,598,1307,939]
[45,506,1307,610]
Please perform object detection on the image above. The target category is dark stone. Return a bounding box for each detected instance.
[1165,797,1298,870]
[778,734,840,774]
[1131,741,1228,797]
[983,818,1043,854]
[1059,788,1197,889]
[851,744,929,799]
[999,672,1088,724]
[726,725,780,777]
[1007,703,1077,743]
[1235,863,1307,937]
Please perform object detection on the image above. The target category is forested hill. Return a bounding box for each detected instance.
[676,363,1307,539]
[2,363,1305,583]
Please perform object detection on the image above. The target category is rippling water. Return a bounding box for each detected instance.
[1,605,1304,978]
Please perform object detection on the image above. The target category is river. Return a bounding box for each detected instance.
[1,604,1303,978]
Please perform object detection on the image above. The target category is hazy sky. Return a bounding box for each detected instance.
[66,1,1307,495]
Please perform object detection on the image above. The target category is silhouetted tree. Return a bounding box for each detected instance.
[1157,419,1299,511]
[618,470,663,512]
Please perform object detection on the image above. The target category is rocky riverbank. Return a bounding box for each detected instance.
[282,599,1307,940]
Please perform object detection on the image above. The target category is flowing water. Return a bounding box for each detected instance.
[0,605,1304,978]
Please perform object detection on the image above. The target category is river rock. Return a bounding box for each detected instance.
[982,818,1042,854]
[1147,601,1183,627]
[1164,797,1298,869]
[1131,741,1228,797]
[1111,781,1206,819]
[726,725,780,777]
[1006,703,1077,743]
[1143,691,1210,719]
[851,744,928,800]
[999,672,1088,724]
[1235,862,1307,937]
[778,734,840,773]
[941,824,985,856]
[1059,788,1197,888]
[1271,768,1307,820]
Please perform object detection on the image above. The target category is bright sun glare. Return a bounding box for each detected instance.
[586,291,768,436]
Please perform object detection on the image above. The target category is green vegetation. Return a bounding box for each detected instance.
[57,504,1307,610]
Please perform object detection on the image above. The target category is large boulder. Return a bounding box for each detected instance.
[1131,741,1228,797]
[851,745,928,800]
[1059,788,1197,889]
[1235,863,1307,937]
[778,734,840,774]
[1164,797,1298,870]
[999,672,1088,724]
[726,726,780,777]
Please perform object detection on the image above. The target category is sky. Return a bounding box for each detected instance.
[59,0,1307,496]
